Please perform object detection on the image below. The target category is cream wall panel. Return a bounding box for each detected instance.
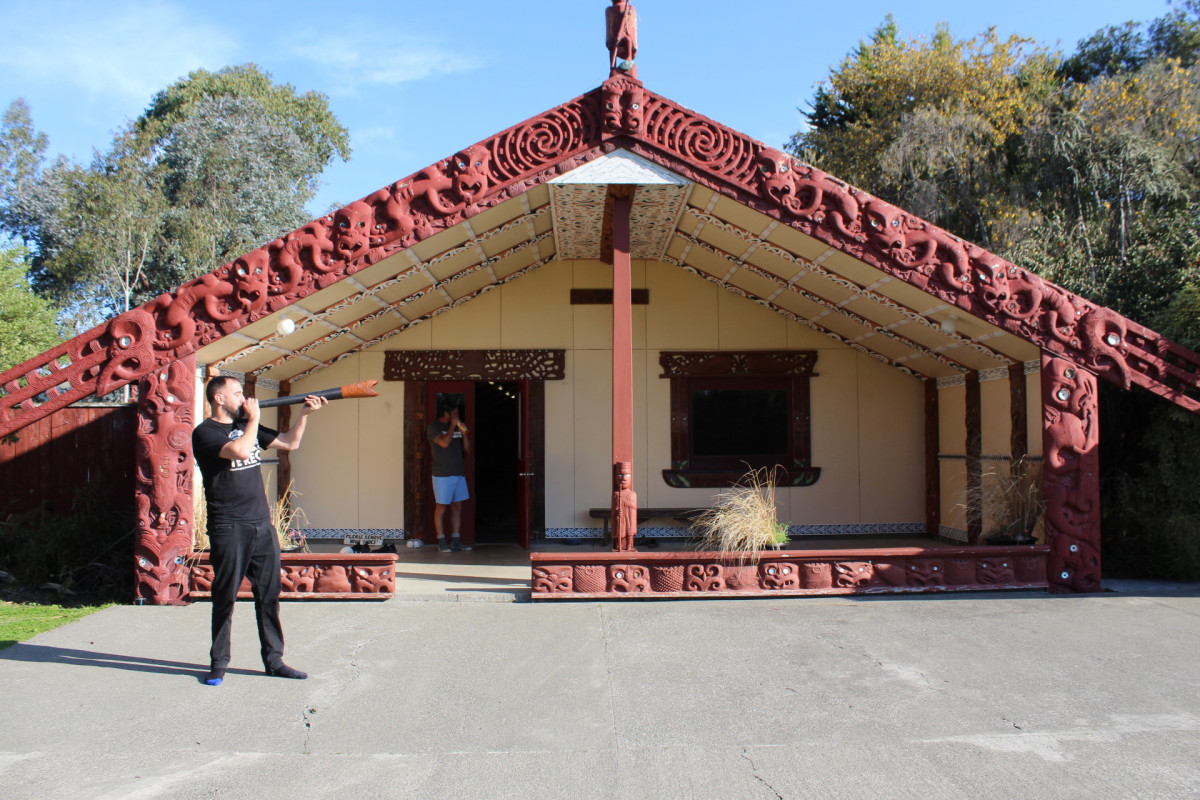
[291,359,363,527]
[544,352,577,528]
[356,352,405,527]
[500,261,572,348]
[430,289,501,348]
[939,384,966,455]
[717,288,788,350]
[1027,370,1043,456]
[645,260,719,350]
[786,319,833,349]
[804,348,860,523]
[981,378,1010,456]
[572,348,612,527]
[940,459,968,531]
[855,356,924,523]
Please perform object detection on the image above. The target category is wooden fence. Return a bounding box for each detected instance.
[0,404,136,516]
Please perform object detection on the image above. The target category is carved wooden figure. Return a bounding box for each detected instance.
[606,0,638,77]
[134,355,195,604]
[611,462,638,552]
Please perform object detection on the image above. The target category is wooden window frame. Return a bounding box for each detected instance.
[660,351,821,488]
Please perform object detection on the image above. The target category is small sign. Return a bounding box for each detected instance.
[343,536,384,546]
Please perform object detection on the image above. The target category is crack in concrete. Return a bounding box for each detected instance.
[741,748,783,799]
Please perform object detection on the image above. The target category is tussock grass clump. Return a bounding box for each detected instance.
[981,457,1044,543]
[692,468,789,564]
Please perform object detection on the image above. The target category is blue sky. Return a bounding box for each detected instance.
[1,0,1165,217]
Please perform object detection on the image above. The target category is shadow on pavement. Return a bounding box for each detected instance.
[0,642,257,682]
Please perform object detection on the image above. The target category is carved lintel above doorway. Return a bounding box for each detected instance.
[384,349,566,382]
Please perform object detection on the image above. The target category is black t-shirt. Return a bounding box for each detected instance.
[193,418,279,524]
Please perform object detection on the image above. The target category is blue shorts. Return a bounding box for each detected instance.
[432,475,470,504]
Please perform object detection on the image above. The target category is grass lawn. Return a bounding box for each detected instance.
[0,602,111,651]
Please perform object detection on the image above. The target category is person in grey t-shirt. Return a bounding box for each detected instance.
[426,401,472,552]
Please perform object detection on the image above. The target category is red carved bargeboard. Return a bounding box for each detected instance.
[530,546,1050,599]
[4,76,1198,440]
[188,552,399,600]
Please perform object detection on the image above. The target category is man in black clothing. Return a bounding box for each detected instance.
[192,376,326,686]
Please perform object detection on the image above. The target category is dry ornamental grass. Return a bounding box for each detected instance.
[691,468,790,564]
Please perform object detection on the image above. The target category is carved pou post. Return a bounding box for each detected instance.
[1041,353,1102,593]
[606,0,638,78]
[134,355,196,604]
[611,461,638,552]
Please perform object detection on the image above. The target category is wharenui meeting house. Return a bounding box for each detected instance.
[4,1,1200,602]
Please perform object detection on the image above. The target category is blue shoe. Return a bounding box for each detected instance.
[451,540,472,552]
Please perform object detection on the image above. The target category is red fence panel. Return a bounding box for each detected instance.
[0,404,136,516]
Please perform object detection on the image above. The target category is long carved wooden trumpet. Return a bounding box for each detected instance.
[257,380,380,408]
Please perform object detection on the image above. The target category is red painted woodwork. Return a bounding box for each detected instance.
[276,380,292,514]
[605,0,638,78]
[4,75,1199,444]
[1042,353,1102,593]
[612,192,634,468]
[924,380,939,536]
[134,356,196,605]
[531,546,1050,598]
[189,552,398,599]
[0,404,135,516]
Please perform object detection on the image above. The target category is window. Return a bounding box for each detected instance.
[660,351,820,488]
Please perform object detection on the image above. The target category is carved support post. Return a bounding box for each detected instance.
[134,354,196,605]
[611,190,637,550]
[1042,353,1102,592]
[965,371,982,543]
[924,379,940,536]
[277,380,292,516]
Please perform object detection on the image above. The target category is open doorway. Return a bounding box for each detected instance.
[473,381,521,544]
[421,379,532,547]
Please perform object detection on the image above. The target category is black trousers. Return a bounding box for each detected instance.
[208,519,285,670]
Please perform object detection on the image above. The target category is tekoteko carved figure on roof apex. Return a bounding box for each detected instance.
[606,0,638,78]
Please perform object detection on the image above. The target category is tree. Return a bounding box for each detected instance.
[16,64,350,329]
[0,98,49,246]
[788,21,1055,245]
[37,126,165,326]
[156,95,321,285]
[138,64,350,170]
[0,244,60,372]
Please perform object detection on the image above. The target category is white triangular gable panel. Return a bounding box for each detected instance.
[550,148,688,185]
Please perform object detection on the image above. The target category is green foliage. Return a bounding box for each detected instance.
[138,63,351,169]
[791,21,1055,245]
[0,244,61,372]
[0,98,48,242]
[793,4,1200,579]
[5,64,350,330]
[0,491,135,604]
[0,603,111,651]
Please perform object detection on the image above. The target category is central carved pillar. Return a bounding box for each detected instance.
[134,354,196,604]
[1041,353,1102,592]
[611,190,638,550]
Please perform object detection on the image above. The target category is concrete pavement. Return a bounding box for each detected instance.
[3,580,1200,799]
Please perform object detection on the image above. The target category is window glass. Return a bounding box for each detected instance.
[691,388,789,457]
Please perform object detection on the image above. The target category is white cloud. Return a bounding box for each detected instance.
[0,1,237,102]
[280,31,484,95]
